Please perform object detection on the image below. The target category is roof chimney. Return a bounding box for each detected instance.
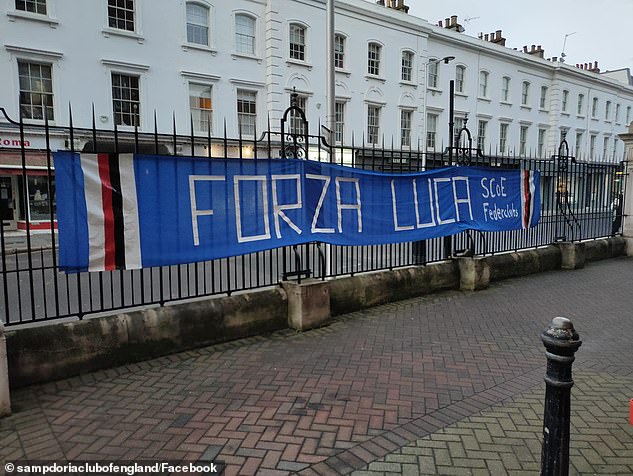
[444,14,465,33]
[526,44,545,58]
[394,0,409,13]
[379,0,409,13]
[588,61,600,73]
[491,29,506,46]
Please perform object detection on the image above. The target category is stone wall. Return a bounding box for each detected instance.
[3,237,626,394]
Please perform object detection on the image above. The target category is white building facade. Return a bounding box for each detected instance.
[1,0,633,228]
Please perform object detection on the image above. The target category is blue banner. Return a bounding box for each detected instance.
[53,152,540,272]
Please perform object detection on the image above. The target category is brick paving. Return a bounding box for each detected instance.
[352,371,633,475]
[1,256,633,475]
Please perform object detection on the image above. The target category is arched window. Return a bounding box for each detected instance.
[368,42,381,76]
[334,34,345,69]
[455,65,466,93]
[235,13,256,55]
[289,23,306,61]
[401,51,414,82]
[186,2,209,46]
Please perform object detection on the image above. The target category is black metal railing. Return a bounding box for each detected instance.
[0,105,627,326]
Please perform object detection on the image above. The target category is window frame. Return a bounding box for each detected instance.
[8,0,58,26]
[188,82,213,133]
[562,90,569,113]
[499,123,508,154]
[605,100,611,121]
[478,70,489,98]
[501,76,511,103]
[185,2,211,48]
[111,71,141,127]
[335,101,345,144]
[401,50,414,83]
[454,117,466,146]
[15,0,47,15]
[521,81,530,106]
[426,113,438,150]
[107,0,136,33]
[591,97,598,118]
[477,120,487,150]
[367,42,382,77]
[334,34,345,70]
[400,109,412,147]
[577,94,585,116]
[236,88,258,138]
[367,104,381,145]
[519,125,528,156]
[427,59,439,89]
[17,59,55,122]
[539,86,548,110]
[537,128,547,156]
[289,22,307,62]
[455,65,466,94]
[575,131,583,159]
[234,12,257,56]
[289,94,308,135]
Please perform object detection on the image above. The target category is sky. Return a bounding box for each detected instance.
[397,0,633,73]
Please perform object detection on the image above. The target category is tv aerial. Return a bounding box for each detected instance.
[560,32,576,63]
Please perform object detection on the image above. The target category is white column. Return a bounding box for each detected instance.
[265,0,284,125]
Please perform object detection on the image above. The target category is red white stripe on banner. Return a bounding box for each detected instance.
[521,170,536,229]
[80,153,141,271]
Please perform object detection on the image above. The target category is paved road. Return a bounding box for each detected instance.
[1,257,632,475]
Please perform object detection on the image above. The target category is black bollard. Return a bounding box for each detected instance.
[540,317,582,476]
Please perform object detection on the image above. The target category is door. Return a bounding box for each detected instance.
[0,177,16,230]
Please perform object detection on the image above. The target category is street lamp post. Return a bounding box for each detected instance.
[326,0,335,150]
[415,55,455,264]
[422,56,455,168]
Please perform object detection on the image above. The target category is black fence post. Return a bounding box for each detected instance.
[540,316,582,476]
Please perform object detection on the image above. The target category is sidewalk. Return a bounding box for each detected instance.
[1,257,632,475]
[1,230,55,253]
[353,371,633,475]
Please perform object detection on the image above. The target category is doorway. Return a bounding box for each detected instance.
[0,177,16,230]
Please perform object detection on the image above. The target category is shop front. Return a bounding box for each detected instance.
[0,130,61,231]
